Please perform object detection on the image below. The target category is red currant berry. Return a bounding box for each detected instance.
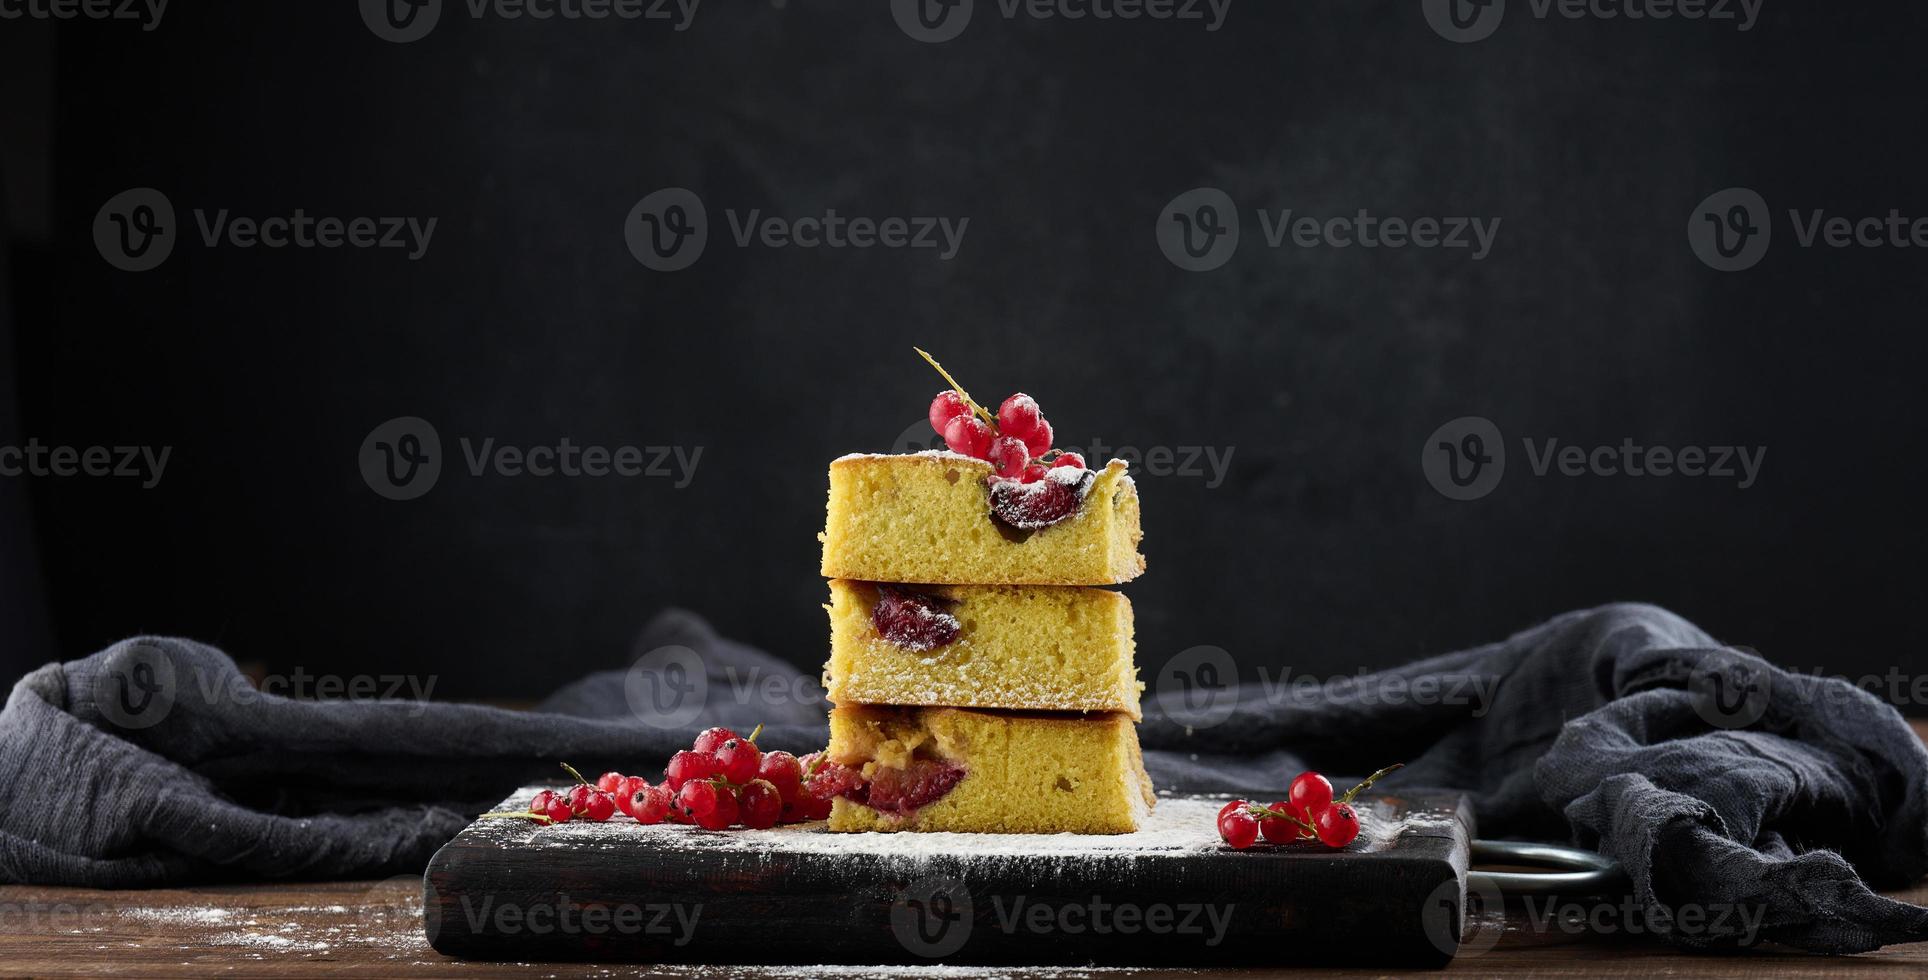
[542,795,574,824]
[1316,802,1360,848]
[676,779,720,820]
[530,789,558,813]
[1259,800,1298,844]
[1218,808,1260,850]
[929,391,970,435]
[565,784,595,815]
[1021,417,1053,458]
[1021,463,1047,483]
[738,779,783,830]
[1218,799,1249,821]
[615,776,648,817]
[715,737,762,785]
[1052,452,1085,471]
[595,771,625,794]
[696,789,739,831]
[583,790,617,823]
[758,751,804,806]
[943,415,995,459]
[634,784,673,825]
[996,393,1041,440]
[794,795,833,821]
[665,750,717,791]
[988,436,1030,478]
[1288,772,1334,817]
[692,727,739,756]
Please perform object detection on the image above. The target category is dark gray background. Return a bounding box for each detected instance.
[3,2,1925,705]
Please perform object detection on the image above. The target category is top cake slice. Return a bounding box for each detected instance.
[820,452,1145,586]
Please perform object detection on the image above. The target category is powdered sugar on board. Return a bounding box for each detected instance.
[461,791,1403,866]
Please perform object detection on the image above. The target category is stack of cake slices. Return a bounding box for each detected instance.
[816,450,1154,834]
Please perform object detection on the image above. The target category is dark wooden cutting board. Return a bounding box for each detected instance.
[424,788,1476,967]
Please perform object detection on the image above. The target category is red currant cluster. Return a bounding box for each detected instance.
[483,725,862,833]
[1215,764,1402,851]
[919,348,1085,482]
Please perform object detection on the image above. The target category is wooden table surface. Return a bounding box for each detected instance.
[5,723,1926,978]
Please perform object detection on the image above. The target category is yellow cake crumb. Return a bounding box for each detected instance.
[819,454,1145,586]
[824,580,1142,718]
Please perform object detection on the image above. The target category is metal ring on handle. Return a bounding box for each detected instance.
[1468,840,1628,896]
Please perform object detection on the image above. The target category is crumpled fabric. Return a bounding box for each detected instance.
[3,603,1922,953]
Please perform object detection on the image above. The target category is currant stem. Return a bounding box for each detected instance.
[560,762,593,787]
[914,347,997,427]
[478,810,554,824]
[1337,763,1404,805]
[1246,803,1316,835]
[746,723,764,745]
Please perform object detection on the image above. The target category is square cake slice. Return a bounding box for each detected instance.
[819,453,1145,586]
[824,704,1155,834]
[824,579,1141,718]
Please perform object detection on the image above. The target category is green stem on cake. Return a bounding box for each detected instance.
[914,347,997,427]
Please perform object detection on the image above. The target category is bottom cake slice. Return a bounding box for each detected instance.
[824,704,1155,834]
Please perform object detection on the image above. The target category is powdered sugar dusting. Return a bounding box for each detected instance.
[833,450,989,466]
[460,792,1398,865]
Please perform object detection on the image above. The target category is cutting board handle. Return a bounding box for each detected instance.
[1468,840,1628,897]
